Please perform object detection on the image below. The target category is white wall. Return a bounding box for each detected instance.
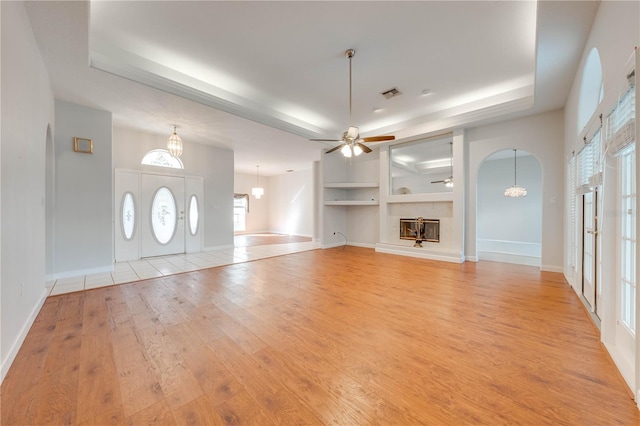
[477,155,542,242]
[1,1,55,380]
[268,169,314,237]
[234,172,269,233]
[54,100,113,275]
[113,126,234,250]
[465,110,564,271]
[561,0,639,398]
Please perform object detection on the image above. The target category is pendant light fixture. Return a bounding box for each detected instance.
[251,165,264,199]
[167,125,183,158]
[504,149,527,197]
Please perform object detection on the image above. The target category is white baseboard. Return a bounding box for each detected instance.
[465,255,478,262]
[603,341,635,396]
[346,242,376,249]
[50,264,114,280]
[540,264,563,273]
[477,239,541,258]
[322,242,347,249]
[203,244,234,251]
[478,251,540,267]
[322,242,375,249]
[1,288,48,383]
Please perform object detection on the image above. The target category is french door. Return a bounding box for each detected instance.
[582,190,598,316]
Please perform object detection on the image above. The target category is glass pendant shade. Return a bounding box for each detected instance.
[252,165,264,199]
[341,143,363,158]
[251,187,264,199]
[504,185,527,197]
[505,149,527,197]
[167,125,183,158]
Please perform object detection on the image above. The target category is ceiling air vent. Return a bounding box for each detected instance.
[381,87,402,99]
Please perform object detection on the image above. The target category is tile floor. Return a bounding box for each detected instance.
[46,240,321,296]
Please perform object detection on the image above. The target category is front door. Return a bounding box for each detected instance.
[582,190,598,315]
[140,174,185,258]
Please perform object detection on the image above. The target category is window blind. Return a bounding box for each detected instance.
[606,69,636,157]
[577,128,602,193]
[568,156,577,269]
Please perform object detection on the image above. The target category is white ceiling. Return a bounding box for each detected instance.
[24,1,599,176]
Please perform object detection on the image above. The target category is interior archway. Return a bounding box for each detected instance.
[476,149,543,267]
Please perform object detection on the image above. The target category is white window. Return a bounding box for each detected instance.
[233,194,248,232]
[619,146,636,333]
[189,195,199,235]
[141,149,184,169]
[121,192,135,240]
[151,187,177,244]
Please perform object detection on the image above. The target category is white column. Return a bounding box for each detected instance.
[452,129,465,259]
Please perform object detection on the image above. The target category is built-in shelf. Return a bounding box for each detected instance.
[324,200,379,206]
[324,182,379,189]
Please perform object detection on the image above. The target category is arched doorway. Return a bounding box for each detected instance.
[476,149,542,267]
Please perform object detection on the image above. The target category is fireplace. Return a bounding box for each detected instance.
[400,218,440,243]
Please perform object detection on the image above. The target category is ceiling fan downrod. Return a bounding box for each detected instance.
[346,48,355,128]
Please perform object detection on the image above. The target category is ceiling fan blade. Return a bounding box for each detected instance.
[361,135,395,143]
[431,180,445,184]
[357,143,372,153]
[310,138,342,142]
[325,144,345,154]
[347,126,359,139]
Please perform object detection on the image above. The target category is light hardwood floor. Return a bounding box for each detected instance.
[2,247,638,425]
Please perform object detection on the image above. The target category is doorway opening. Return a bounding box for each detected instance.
[476,149,542,267]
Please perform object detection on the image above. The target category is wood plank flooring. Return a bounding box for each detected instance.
[2,247,639,425]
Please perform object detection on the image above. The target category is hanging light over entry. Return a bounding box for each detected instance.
[167,125,183,158]
[504,149,527,197]
[252,165,264,199]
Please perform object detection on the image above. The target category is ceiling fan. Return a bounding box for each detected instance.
[431,141,454,188]
[310,49,395,157]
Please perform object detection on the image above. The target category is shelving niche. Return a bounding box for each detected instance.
[323,182,379,205]
[320,150,380,247]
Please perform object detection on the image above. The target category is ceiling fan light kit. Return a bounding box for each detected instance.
[310,49,395,157]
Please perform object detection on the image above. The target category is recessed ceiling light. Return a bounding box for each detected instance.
[372,107,382,113]
[421,89,432,96]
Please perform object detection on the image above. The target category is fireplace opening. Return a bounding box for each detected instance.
[400,218,440,243]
